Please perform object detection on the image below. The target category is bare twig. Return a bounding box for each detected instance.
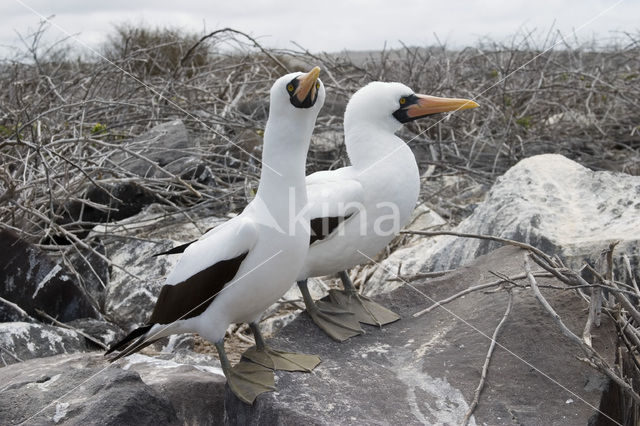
[462,289,514,426]
[401,230,556,266]
[35,309,108,350]
[0,345,23,363]
[582,285,601,347]
[525,254,640,405]
[0,296,35,322]
[389,269,455,282]
[413,271,549,317]
[585,264,640,326]
[180,27,289,73]
[622,254,640,296]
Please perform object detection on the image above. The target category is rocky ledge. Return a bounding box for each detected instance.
[2,246,618,425]
[0,351,226,425]
[226,246,616,425]
[1,152,636,424]
[367,154,640,295]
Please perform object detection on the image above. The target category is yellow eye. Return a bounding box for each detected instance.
[287,84,294,92]
[399,97,406,105]
[316,81,320,89]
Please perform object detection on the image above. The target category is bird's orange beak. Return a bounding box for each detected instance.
[407,94,479,118]
[295,66,321,103]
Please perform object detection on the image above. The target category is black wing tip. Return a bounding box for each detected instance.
[152,247,181,257]
[152,240,196,257]
[108,336,162,363]
[309,213,354,245]
[105,324,153,357]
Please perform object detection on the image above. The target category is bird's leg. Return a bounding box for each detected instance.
[249,322,266,351]
[297,279,364,342]
[241,321,321,372]
[339,270,358,294]
[214,340,274,405]
[329,270,401,327]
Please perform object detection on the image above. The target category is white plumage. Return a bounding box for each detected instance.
[296,82,478,340]
[300,83,422,278]
[160,71,324,342]
[108,67,325,404]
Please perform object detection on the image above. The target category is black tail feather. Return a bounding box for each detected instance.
[105,324,153,356]
[109,335,163,362]
[152,240,196,257]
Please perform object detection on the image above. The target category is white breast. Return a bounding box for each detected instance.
[298,144,419,279]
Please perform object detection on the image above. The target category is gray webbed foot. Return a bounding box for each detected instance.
[215,340,275,405]
[329,289,400,326]
[242,322,322,371]
[298,279,364,342]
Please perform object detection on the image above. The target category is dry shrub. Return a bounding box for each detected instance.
[1,21,639,422]
[0,22,638,249]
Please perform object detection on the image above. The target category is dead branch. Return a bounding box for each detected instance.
[0,296,35,322]
[401,230,556,265]
[413,271,549,317]
[0,345,22,363]
[524,254,640,405]
[622,254,640,297]
[35,309,108,350]
[180,27,289,73]
[585,264,640,326]
[462,289,514,426]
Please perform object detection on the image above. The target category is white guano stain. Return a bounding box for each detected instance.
[387,333,475,426]
[395,363,476,426]
[33,264,62,298]
[122,353,224,377]
[38,374,61,391]
[53,402,69,423]
[414,322,454,359]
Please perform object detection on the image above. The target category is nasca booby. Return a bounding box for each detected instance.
[152,82,478,342]
[106,67,326,404]
[296,82,479,341]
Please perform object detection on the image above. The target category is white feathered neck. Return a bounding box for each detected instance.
[344,82,415,169]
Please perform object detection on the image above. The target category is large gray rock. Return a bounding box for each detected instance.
[103,237,177,330]
[67,240,110,311]
[0,351,226,425]
[59,183,157,236]
[0,322,87,365]
[226,246,616,425]
[367,154,640,295]
[0,353,180,425]
[109,120,198,178]
[65,318,124,349]
[121,352,226,424]
[0,230,100,322]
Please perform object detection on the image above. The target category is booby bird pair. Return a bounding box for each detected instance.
[106,67,326,404]
[296,82,479,341]
[153,82,479,342]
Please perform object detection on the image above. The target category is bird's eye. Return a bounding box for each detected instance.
[315,81,320,89]
[287,84,294,92]
[399,97,407,105]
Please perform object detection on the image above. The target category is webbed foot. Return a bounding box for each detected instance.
[242,346,321,372]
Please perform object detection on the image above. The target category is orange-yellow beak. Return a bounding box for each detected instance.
[407,94,479,118]
[295,66,321,103]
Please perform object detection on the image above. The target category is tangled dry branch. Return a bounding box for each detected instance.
[1,25,639,252]
[402,230,640,425]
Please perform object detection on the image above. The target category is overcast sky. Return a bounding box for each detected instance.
[1,0,638,58]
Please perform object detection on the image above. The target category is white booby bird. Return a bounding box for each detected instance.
[106,67,326,404]
[152,82,478,342]
[296,82,479,341]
